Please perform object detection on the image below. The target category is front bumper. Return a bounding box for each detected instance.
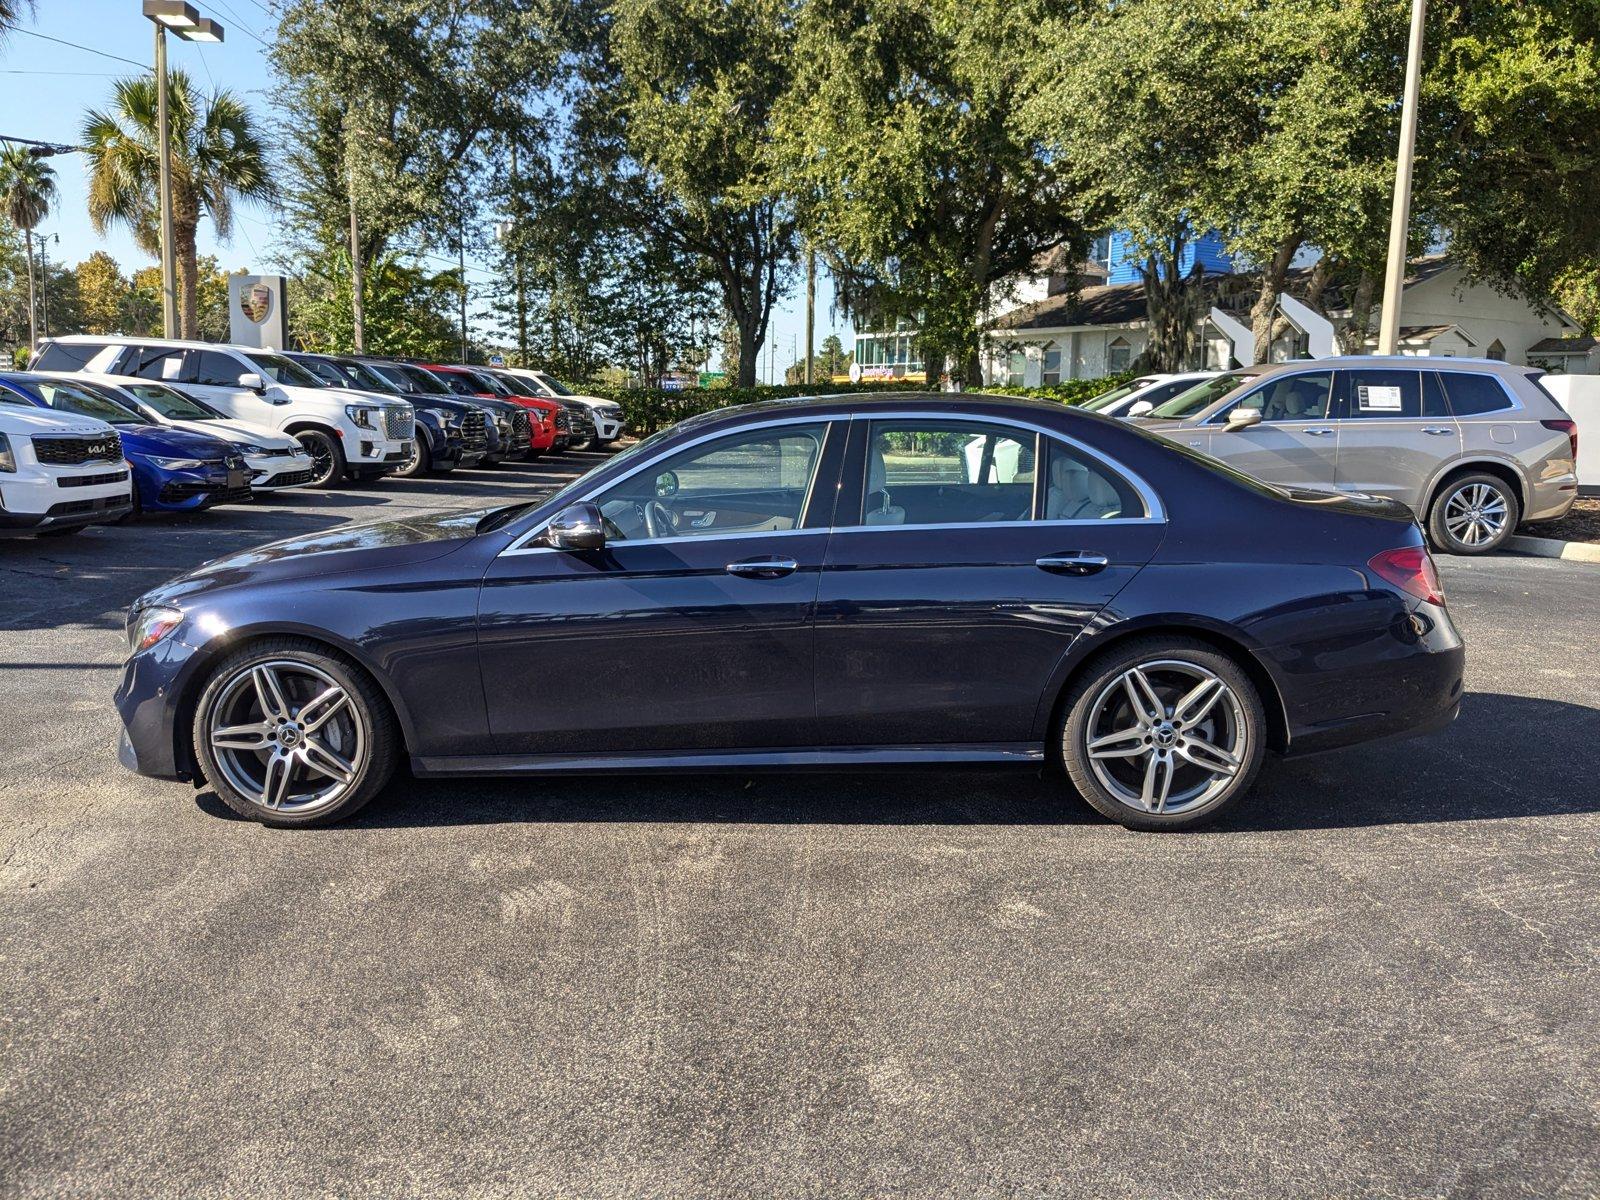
[246,451,318,490]
[0,467,133,533]
[349,435,414,473]
[589,409,624,441]
[150,465,252,510]
[0,491,133,534]
[116,633,206,781]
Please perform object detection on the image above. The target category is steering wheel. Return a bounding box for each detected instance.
[643,500,678,539]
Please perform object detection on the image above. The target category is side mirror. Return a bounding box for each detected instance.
[546,501,606,551]
[654,469,679,498]
[1225,406,1263,430]
[1126,399,1155,417]
[238,372,267,393]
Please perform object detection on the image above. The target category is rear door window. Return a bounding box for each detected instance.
[123,345,191,382]
[1334,369,1446,420]
[190,351,248,386]
[860,420,1037,526]
[1440,372,1517,416]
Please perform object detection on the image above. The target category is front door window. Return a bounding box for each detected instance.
[592,423,829,541]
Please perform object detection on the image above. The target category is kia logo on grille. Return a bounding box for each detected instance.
[88,441,114,457]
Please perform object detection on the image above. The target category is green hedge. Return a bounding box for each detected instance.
[591,375,1134,436]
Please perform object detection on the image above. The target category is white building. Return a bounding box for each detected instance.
[983,255,1589,386]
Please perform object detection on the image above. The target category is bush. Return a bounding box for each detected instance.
[590,374,1136,436]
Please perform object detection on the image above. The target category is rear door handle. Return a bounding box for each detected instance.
[1422,427,1454,436]
[1304,428,1335,436]
[1036,553,1110,576]
[726,556,798,579]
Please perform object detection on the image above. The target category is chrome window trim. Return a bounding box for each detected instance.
[499,407,1166,558]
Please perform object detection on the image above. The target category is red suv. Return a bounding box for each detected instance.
[423,364,560,456]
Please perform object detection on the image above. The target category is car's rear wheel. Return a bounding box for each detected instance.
[1059,637,1266,831]
[296,429,346,488]
[193,638,398,827]
[1427,473,1519,555]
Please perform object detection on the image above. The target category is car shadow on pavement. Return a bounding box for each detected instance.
[192,692,1599,832]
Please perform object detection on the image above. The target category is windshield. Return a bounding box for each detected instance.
[398,365,450,395]
[465,369,512,396]
[244,352,324,389]
[1080,380,1153,413]
[34,379,143,425]
[493,372,540,398]
[336,359,401,394]
[1148,372,1255,419]
[532,371,573,397]
[123,381,221,421]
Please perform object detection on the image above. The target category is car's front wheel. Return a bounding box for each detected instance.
[1427,473,1519,555]
[1059,637,1266,831]
[296,429,346,488]
[192,638,398,827]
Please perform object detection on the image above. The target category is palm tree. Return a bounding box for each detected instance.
[0,144,57,351]
[82,70,273,338]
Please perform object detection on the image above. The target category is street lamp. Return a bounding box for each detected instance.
[142,0,225,339]
[1376,0,1426,355]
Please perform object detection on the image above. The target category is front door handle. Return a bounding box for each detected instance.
[726,556,798,579]
[1036,553,1110,576]
[1422,427,1454,436]
[1304,428,1335,436]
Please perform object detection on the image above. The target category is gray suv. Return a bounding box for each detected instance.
[1138,356,1580,554]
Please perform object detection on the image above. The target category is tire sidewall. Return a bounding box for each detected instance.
[1428,473,1520,555]
[1060,637,1267,831]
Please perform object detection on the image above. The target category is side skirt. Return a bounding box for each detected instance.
[413,744,1044,778]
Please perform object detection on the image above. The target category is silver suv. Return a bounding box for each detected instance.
[1137,356,1579,554]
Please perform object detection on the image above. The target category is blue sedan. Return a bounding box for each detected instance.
[114,393,1465,830]
[0,373,252,515]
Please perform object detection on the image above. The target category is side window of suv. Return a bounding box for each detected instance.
[124,345,190,382]
[1440,372,1516,416]
[1212,372,1333,423]
[190,350,248,387]
[1337,369,1438,420]
[32,340,110,371]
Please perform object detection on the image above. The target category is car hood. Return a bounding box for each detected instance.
[119,423,239,458]
[137,507,489,609]
[0,407,115,437]
[168,417,301,449]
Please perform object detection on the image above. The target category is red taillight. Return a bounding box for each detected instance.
[1541,418,1578,463]
[1368,545,1445,606]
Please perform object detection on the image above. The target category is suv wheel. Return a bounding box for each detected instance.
[193,638,398,827]
[394,437,431,478]
[1059,637,1266,831]
[1427,473,1519,555]
[297,429,346,488]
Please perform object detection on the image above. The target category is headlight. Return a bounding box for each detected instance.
[127,605,182,655]
[427,407,453,425]
[0,432,14,473]
[149,456,206,470]
[345,404,378,429]
[233,442,268,455]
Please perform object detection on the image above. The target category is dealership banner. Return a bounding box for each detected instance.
[228,275,289,350]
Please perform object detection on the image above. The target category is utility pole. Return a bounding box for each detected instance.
[804,247,815,386]
[39,233,57,338]
[154,21,177,337]
[346,137,365,354]
[1377,0,1426,355]
[510,141,527,365]
[458,209,469,362]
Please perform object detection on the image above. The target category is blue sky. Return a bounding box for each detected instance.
[0,0,845,380]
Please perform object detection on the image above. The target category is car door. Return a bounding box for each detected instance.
[813,418,1165,748]
[477,419,845,756]
[1196,369,1339,489]
[1330,368,1459,510]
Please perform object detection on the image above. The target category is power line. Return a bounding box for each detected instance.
[12,28,151,72]
[1,69,125,77]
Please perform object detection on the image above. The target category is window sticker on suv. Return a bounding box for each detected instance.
[1358,385,1404,412]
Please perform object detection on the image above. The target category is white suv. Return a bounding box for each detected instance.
[34,337,415,487]
[500,368,625,447]
[0,391,133,537]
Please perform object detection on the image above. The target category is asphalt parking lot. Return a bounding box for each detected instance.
[2,454,1598,1199]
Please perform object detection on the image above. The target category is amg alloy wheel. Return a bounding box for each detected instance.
[1428,474,1519,555]
[1060,638,1265,830]
[193,639,397,826]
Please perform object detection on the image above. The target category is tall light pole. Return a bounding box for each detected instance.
[142,2,224,340]
[1377,0,1426,356]
[804,247,815,386]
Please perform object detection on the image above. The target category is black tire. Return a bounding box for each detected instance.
[296,429,346,489]
[393,438,431,478]
[191,636,399,828]
[1426,472,1520,555]
[1058,636,1267,831]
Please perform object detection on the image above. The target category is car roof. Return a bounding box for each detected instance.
[1247,355,1530,376]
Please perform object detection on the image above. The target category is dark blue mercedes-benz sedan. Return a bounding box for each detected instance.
[114,393,1464,830]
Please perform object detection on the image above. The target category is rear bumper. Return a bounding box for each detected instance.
[1265,602,1466,757]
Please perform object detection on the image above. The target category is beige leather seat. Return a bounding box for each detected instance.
[1046,454,1122,520]
[863,448,906,525]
